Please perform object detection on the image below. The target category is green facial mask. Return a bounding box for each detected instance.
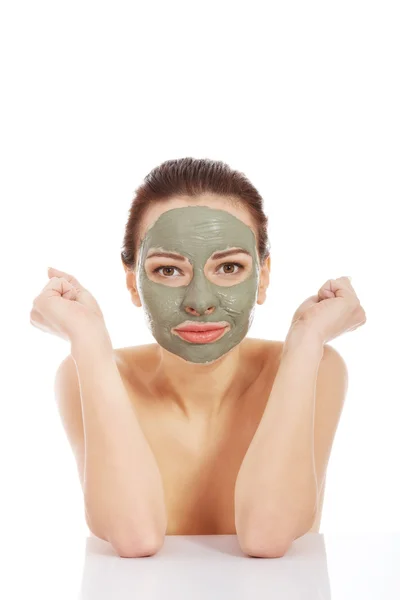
[136,206,260,364]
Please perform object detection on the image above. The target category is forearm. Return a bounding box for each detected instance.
[234,327,324,548]
[71,330,167,551]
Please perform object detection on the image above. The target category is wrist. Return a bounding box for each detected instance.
[284,324,325,354]
[70,325,113,358]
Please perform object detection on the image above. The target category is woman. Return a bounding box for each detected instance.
[30,157,366,558]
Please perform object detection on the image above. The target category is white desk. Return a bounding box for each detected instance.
[82,532,399,598]
[5,532,400,598]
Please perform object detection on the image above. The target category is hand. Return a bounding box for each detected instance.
[30,267,108,342]
[289,276,367,344]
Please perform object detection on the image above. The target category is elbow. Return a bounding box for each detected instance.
[236,514,292,558]
[238,518,315,558]
[87,515,164,558]
[95,526,164,557]
[106,519,166,558]
[85,502,166,557]
[111,534,164,558]
[236,507,316,558]
[238,533,292,558]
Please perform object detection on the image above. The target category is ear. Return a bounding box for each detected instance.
[121,257,142,308]
[256,254,270,305]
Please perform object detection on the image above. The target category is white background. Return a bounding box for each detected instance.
[1,0,399,593]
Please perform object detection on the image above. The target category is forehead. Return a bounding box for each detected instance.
[138,195,256,240]
[139,206,256,254]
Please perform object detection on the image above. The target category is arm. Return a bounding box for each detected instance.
[56,327,167,557]
[234,326,348,557]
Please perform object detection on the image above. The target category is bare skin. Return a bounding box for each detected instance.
[112,337,324,536]
[115,195,325,536]
[122,194,271,421]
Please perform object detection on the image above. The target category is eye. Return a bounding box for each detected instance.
[152,265,183,278]
[151,262,245,279]
[216,262,245,275]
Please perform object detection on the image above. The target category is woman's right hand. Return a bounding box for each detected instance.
[30,267,108,342]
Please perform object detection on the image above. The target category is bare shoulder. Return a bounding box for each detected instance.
[112,337,285,386]
[113,337,285,362]
[241,337,285,378]
[113,343,159,381]
[244,336,284,361]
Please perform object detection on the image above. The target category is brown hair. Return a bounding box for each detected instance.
[121,157,271,270]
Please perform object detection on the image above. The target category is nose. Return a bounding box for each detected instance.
[185,305,215,317]
[182,272,218,317]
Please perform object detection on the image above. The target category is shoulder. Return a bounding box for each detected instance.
[249,338,346,370]
[114,338,284,362]
[245,339,348,390]
[113,338,285,380]
[242,337,285,373]
[114,343,158,362]
[112,343,159,383]
[113,339,343,371]
[316,343,349,401]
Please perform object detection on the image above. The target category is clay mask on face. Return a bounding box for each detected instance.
[136,206,260,364]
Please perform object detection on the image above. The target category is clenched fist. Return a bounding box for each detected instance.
[30,267,108,342]
[289,275,367,344]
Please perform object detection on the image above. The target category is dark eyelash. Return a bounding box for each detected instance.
[217,262,245,273]
[152,266,184,275]
[152,262,245,275]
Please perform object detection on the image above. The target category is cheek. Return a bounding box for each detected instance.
[140,278,184,322]
[218,281,258,312]
[139,272,258,324]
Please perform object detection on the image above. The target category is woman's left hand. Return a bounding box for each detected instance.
[289,276,367,344]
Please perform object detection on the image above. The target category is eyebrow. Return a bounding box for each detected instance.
[212,248,252,260]
[145,248,252,261]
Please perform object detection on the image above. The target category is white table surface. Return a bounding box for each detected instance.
[5,532,400,599]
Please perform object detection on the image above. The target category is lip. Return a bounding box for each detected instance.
[173,321,230,332]
[172,321,230,344]
[173,326,229,344]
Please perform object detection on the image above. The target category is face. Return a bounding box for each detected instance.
[134,203,262,364]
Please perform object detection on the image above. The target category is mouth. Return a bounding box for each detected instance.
[172,321,230,344]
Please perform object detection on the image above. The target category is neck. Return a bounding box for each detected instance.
[150,341,249,421]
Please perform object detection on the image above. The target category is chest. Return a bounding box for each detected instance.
[115,341,283,536]
[130,388,272,535]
